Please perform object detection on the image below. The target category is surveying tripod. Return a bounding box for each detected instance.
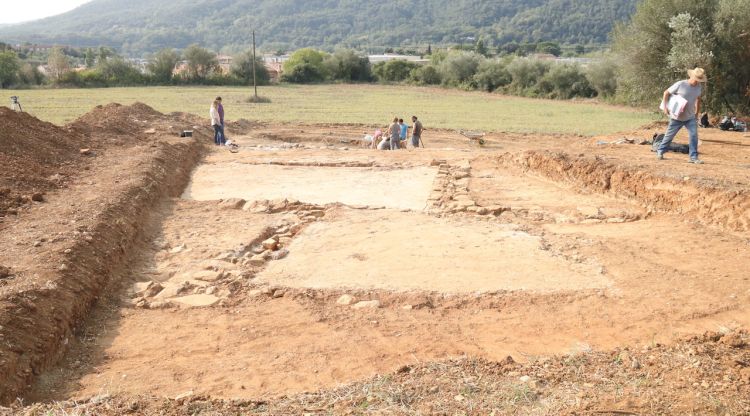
[10,96,22,112]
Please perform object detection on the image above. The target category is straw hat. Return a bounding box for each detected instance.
[688,67,707,82]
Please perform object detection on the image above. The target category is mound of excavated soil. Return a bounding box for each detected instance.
[0,108,89,217]
[68,102,209,143]
[68,102,164,137]
[7,330,747,415]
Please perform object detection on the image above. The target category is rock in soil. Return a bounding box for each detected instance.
[336,294,356,306]
[352,300,381,309]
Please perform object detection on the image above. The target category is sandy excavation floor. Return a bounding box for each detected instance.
[2,107,750,414]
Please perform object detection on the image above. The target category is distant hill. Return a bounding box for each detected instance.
[0,0,637,56]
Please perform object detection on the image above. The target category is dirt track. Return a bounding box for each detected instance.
[0,105,749,414]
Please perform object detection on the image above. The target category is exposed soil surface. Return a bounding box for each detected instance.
[1,108,749,415]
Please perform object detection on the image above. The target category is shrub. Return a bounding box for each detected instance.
[536,63,595,99]
[505,58,551,95]
[473,59,511,92]
[437,51,483,87]
[282,48,328,83]
[372,60,418,82]
[409,65,441,85]
[585,57,619,98]
[324,49,372,82]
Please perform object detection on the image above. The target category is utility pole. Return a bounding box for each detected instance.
[252,30,258,99]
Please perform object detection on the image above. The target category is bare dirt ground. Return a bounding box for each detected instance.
[1,108,749,415]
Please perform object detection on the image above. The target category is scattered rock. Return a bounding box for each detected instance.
[131,281,154,296]
[147,300,173,309]
[174,391,194,401]
[430,159,447,166]
[153,282,189,299]
[269,248,289,260]
[79,148,92,156]
[247,289,263,298]
[336,294,356,306]
[272,289,285,298]
[262,237,279,251]
[219,198,246,210]
[352,300,380,309]
[192,270,223,282]
[170,244,186,254]
[172,294,220,308]
[144,282,164,298]
[720,332,747,349]
[248,254,266,266]
[144,128,156,134]
[31,193,44,202]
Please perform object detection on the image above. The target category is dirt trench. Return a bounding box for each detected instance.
[0,107,206,404]
[497,151,750,232]
[2,119,750,414]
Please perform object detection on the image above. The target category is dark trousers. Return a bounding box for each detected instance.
[213,124,223,145]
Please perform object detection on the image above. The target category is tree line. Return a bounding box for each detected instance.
[0,43,270,88]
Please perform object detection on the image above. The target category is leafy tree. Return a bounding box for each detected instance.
[18,63,45,86]
[536,64,595,99]
[98,46,114,63]
[231,50,270,85]
[475,39,489,57]
[0,51,20,88]
[98,57,143,85]
[323,49,372,82]
[585,57,619,97]
[409,65,441,85]
[47,47,70,82]
[372,60,418,82]
[84,48,96,68]
[500,42,519,55]
[713,0,750,112]
[505,58,551,94]
[282,48,328,83]
[666,13,713,73]
[438,51,483,87]
[613,0,750,112]
[147,48,181,83]
[536,41,562,56]
[473,59,512,92]
[183,44,218,80]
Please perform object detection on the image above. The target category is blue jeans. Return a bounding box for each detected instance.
[213,124,222,145]
[658,118,698,159]
[411,135,420,148]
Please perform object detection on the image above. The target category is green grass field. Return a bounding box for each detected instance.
[6,84,658,136]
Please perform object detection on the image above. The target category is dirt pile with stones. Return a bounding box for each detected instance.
[0,108,90,218]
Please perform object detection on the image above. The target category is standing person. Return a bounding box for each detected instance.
[411,115,424,148]
[210,99,222,145]
[657,67,707,164]
[216,96,226,145]
[388,117,400,150]
[398,118,409,148]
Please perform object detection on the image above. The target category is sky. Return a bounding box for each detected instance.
[1,0,92,24]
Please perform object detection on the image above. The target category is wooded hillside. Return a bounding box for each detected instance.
[0,0,637,56]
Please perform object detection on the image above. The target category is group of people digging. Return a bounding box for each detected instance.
[366,115,425,150]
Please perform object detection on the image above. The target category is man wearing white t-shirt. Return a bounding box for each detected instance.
[657,67,707,164]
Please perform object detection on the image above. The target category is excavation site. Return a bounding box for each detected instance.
[0,104,749,415]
